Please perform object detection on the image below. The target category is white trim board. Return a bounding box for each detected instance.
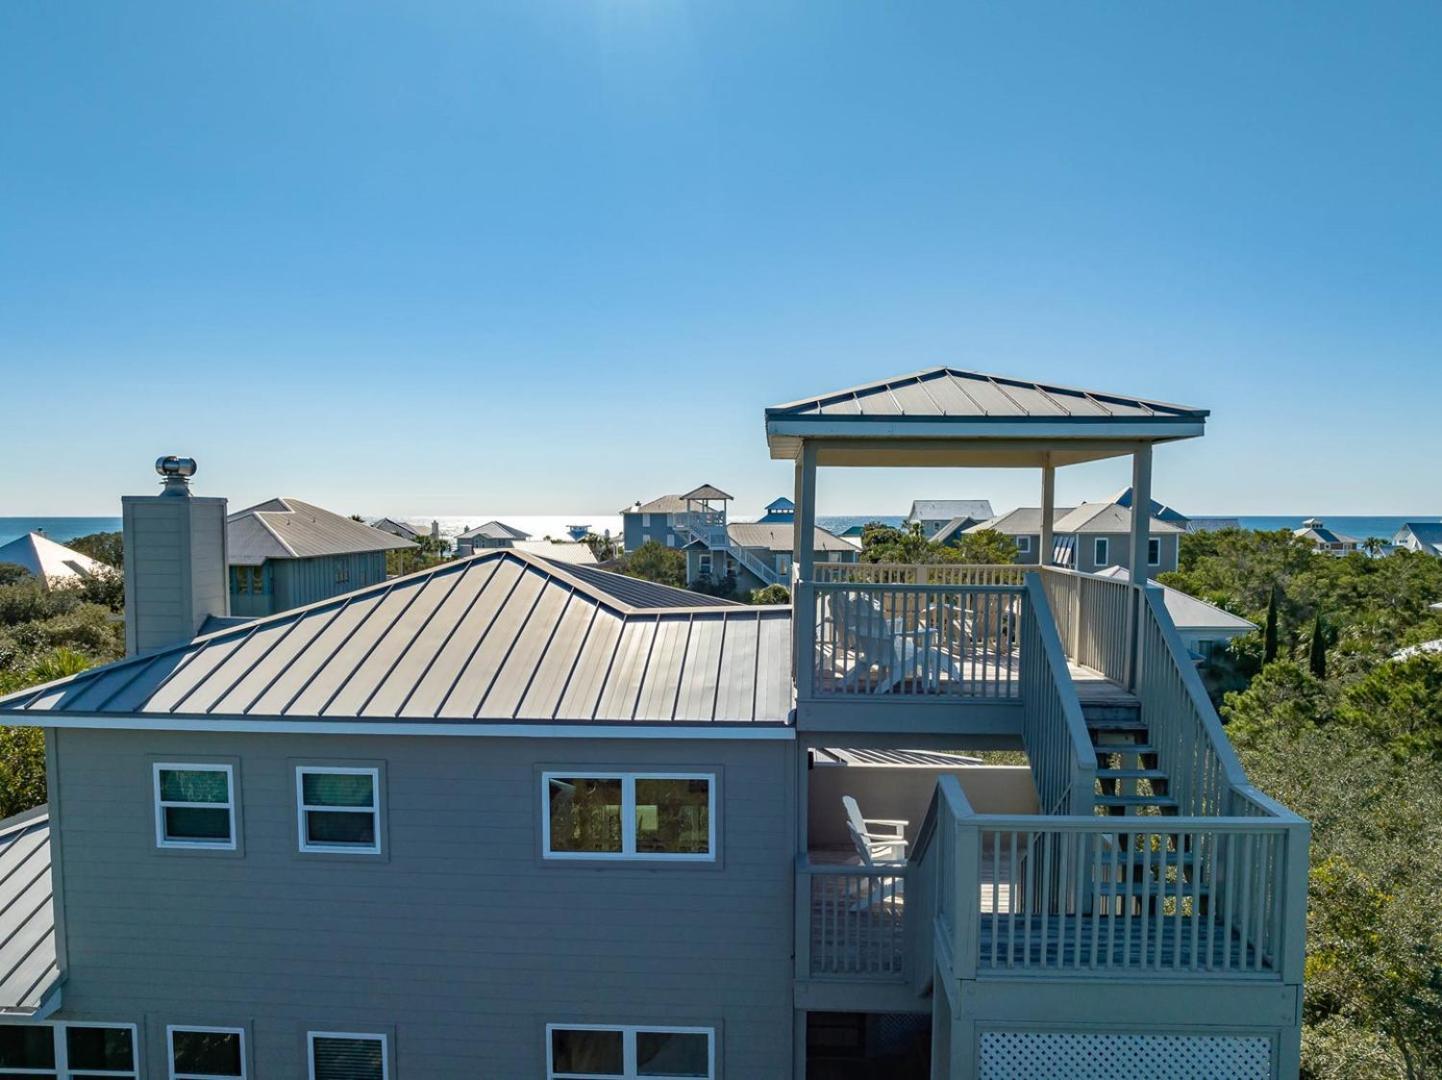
[0,716,797,740]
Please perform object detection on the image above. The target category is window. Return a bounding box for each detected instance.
[698,553,712,576]
[1016,536,1032,554]
[547,1025,713,1079]
[308,1032,387,1080]
[544,773,714,861]
[154,764,236,850]
[1093,538,1109,567]
[1148,537,1162,566]
[169,1027,246,1079]
[643,514,653,527]
[665,536,675,548]
[0,1024,138,1079]
[335,561,350,584]
[230,566,265,595]
[297,767,381,854]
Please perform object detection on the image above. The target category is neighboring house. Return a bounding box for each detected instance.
[455,520,531,556]
[906,499,994,540]
[227,497,416,617]
[1293,517,1359,555]
[0,531,110,587]
[686,521,857,592]
[968,503,1184,577]
[757,496,795,523]
[619,492,699,551]
[372,517,422,542]
[1107,486,1189,527]
[1096,566,1257,658]
[0,367,1307,1079]
[930,513,994,548]
[1391,521,1442,557]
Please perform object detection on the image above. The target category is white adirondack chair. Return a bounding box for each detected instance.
[827,591,965,693]
[842,796,907,910]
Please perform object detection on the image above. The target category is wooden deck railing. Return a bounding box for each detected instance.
[1018,574,1096,816]
[1039,566,1137,688]
[796,858,908,980]
[811,562,1027,587]
[805,582,1024,698]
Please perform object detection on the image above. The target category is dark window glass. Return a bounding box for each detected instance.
[160,769,229,804]
[635,779,710,855]
[66,1026,134,1071]
[551,1029,623,1076]
[165,806,231,840]
[302,772,375,808]
[311,1035,383,1080]
[306,810,377,845]
[173,1029,243,1075]
[548,777,622,854]
[0,1025,54,1068]
[637,1030,710,1077]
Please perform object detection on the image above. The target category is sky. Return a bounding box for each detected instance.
[0,2,1438,520]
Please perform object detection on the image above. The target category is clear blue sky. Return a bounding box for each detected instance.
[1,2,1437,518]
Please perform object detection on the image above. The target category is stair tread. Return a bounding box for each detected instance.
[1095,794,1179,807]
[1095,743,1159,756]
[1096,768,1167,780]
[1086,718,1149,730]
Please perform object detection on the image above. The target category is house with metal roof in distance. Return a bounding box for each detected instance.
[757,496,796,523]
[1391,520,1442,557]
[372,516,422,542]
[0,531,112,588]
[1108,485,1189,527]
[1096,566,1258,659]
[454,519,532,556]
[0,366,1308,1079]
[966,501,1184,577]
[1292,517,1359,555]
[226,497,416,618]
[619,485,730,552]
[905,499,994,540]
[685,520,858,593]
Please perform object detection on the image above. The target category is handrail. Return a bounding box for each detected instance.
[812,562,1026,586]
[1020,573,1096,816]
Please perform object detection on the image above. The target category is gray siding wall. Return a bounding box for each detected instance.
[1074,532,1179,577]
[122,495,229,655]
[50,729,796,1078]
[623,513,684,552]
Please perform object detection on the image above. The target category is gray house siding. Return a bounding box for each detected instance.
[230,551,389,618]
[1073,532,1179,577]
[622,513,685,553]
[49,728,796,1078]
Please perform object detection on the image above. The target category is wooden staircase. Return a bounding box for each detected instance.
[1081,695,1179,817]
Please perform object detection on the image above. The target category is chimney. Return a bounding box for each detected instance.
[122,456,229,656]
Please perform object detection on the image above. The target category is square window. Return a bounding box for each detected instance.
[154,764,236,850]
[297,767,381,854]
[543,774,714,861]
[308,1033,386,1080]
[0,1024,56,1070]
[1016,536,1031,554]
[551,1028,624,1076]
[636,1030,710,1077]
[170,1026,246,1079]
[66,1025,136,1075]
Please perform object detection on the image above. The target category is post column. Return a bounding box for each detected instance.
[1130,444,1153,579]
[1039,456,1056,567]
[793,442,818,699]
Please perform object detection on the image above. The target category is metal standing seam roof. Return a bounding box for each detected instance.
[0,551,792,728]
[228,498,417,565]
[0,806,59,1016]
[908,499,994,523]
[767,368,1209,422]
[725,523,855,554]
[1096,568,1258,633]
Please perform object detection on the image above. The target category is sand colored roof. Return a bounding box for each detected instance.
[0,533,110,585]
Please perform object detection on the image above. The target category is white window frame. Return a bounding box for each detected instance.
[1148,537,1162,566]
[1016,535,1032,554]
[697,553,712,575]
[1094,538,1109,566]
[153,763,237,851]
[542,772,716,862]
[307,1031,388,1080]
[167,1025,247,1080]
[0,1022,140,1079]
[296,766,382,855]
[546,1023,715,1080]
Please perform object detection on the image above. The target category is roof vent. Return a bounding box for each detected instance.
[155,455,198,496]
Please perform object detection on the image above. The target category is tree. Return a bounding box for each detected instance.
[1264,585,1280,663]
[1309,614,1328,680]
[583,532,619,563]
[858,521,1014,565]
[617,541,687,588]
[65,531,123,569]
[750,584,791,605]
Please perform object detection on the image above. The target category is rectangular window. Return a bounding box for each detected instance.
[154,764,236,850]
[698,554,712,575]
[547,1025,713,1079]
[335,561,350,584]
[249,566,265,594]
[544,773,714,861]
[308,1032,387,1080]
[0,1023,137,1079]
[169,1026,246,1079]
[297,767,381,854]
[1093,538,1109,567]
[1016,536,1031,554]
[1148,537,1162,566]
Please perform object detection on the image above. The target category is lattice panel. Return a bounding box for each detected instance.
[978,1031,1272,1080]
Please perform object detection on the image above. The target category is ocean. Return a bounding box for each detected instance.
[0,514,1432,551]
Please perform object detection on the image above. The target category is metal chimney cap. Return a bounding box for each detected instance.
[155,456,198,494]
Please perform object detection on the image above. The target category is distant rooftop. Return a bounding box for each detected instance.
[907,499,994,524]
[0,532,110,584]
[1097,568,1257,634]
[228,498,416,566]
[681,484,733,502]
[456,520,532,542]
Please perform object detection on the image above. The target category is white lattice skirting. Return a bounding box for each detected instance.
[978,1031,1273,1080]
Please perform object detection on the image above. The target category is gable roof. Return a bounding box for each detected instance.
[456,520,531,542]
[965,507,1074,535]
[228,499,417,566]
[0,532,110,584]
[1107,487,1189,525]
[620,494,688,516]
[931,515,992,545]
[726,523,854,554]
[907,499,994,523]
[1052,503,1186,535]
[0,806,59,1016]
[1294,520,1357,547]
[1396,522,1442,555]
[681,484,733,502]
[0,550,791,730]
[372,518,421,540]
[1096,568,1257,633]
[765,497,795,511]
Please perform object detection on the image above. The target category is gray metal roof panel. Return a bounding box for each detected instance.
[1,552,791,727]
[548,560,740,608]
[0,808,58,1014]
[228,498,416,563]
